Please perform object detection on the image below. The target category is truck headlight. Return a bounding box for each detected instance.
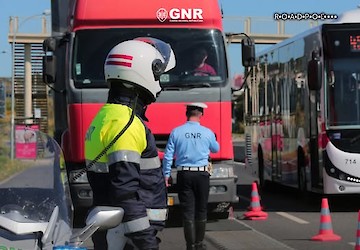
[211,166,234,178]
[69,170,88,183]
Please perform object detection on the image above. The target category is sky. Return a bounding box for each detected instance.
[0,0,360,78]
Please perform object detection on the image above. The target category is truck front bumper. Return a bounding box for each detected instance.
[167,176,238,208]
[70,183,93,208]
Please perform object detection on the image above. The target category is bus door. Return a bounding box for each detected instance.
[271,79,283,181]
[308,53,323,189]
[309,90,320,188]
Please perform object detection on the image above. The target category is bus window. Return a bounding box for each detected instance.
[331,71,359,125]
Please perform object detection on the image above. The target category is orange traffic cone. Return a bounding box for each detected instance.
[311,198,341,241]
[243,181,268,220]
[355,210,360,250]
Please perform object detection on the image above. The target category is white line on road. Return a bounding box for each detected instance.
[231,217,295,249]
[276,212,309,224]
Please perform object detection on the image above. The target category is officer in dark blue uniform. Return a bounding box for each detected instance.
[85,37,176,250]
[163,103,219,250]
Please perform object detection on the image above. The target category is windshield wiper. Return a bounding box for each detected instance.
[350,134,360,144]
[183,82,211,87]
[161,82,211,90]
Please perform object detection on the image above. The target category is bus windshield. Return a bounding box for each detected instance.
[325,27,360,127]
[72,28,227,89]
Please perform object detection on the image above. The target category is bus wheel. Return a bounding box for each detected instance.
[258,149,267,191]
[297,149,307,198]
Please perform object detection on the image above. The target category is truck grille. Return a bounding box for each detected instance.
[154,134,169,152]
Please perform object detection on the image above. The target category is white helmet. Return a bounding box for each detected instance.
[104,37,176,103]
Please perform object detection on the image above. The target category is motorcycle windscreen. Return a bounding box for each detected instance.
[0,131,72,248]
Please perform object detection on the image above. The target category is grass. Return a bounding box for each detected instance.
[0,157,30,182]
[0,113,31,182]
[0,94,56,182]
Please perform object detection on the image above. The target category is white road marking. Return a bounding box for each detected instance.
[276,212,309,224]
[231,217,295,249]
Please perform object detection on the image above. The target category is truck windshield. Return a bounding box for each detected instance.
[325,26,360,127]
[72,28,227,88]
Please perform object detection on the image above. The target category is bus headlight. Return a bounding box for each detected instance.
[211,166,234,178]
[69,170,89,183]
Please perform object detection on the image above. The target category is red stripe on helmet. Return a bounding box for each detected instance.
[108,54,133,60]
[106,61,132,67]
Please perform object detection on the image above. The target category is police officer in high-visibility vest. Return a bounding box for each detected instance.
[85,37,176,250]
[162,103,219,250]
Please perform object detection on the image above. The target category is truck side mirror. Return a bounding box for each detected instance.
[241,38,255,68]
[307,51,322,91]
[43,55,57,84]
[43,37,57,52]
[42,37,58,84]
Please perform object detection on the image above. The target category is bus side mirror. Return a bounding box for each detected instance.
[42,37,58,84]
[307,55,322,91]
[241,38,255,68]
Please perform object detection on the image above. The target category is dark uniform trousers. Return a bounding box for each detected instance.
[177,170,210,221]
[177,170,210,250]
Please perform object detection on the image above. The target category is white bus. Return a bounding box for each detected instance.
[241,8,360,195]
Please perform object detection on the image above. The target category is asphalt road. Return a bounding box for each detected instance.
[233,161,360,250]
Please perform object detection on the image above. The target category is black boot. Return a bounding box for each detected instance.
[195,220,207,250]
[183,220,196,250]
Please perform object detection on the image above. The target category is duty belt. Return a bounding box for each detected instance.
[177,166,207,171]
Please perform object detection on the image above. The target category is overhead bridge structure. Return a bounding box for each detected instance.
[8,15,50,133]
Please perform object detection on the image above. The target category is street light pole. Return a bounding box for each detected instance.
[9,10,51,160]
[10,16,16,160]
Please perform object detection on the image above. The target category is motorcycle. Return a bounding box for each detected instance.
[0,131,123,250]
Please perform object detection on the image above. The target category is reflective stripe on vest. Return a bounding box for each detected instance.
[123,216,150,234]
[86,155,160,173]
[140,157,161,170]
[108,150,141,166]
[146,208,168,221]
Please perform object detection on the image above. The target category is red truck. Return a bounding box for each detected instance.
[43,0,238,217]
